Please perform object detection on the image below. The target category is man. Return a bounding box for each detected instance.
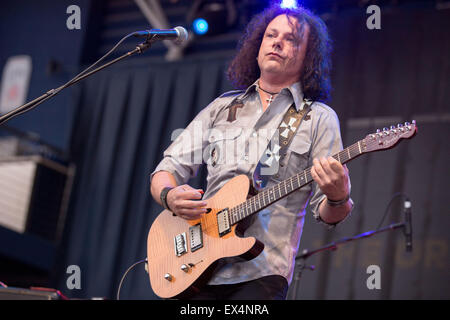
[150,5,352,300]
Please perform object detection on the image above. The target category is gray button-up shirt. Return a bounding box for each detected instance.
[151,81,352,286]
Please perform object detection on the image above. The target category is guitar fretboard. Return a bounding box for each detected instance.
[228,140,365,225]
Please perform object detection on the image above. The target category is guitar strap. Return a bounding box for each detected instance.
[252,99,313,190]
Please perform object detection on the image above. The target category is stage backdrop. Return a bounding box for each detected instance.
[54,6,450,299]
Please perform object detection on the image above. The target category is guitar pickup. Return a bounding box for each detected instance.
[174,232,187,257]
[217,208,231,237]
[189,223,203,252]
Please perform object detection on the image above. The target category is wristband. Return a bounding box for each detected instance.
[160,187,173,211]
[327,194,350,207]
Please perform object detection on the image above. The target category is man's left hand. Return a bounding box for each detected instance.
[311,157,349,201]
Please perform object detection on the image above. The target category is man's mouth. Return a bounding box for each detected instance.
[267,52,283,59]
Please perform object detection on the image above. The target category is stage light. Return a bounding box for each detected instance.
[193,18,209,35]
[187,1,237,37]
[280,0,298,9]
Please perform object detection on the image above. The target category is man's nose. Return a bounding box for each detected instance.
[272,37,282,50]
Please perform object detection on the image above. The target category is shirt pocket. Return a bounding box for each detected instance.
[283,137,313,210]
[205,126,244,172]
[285,137,311,174]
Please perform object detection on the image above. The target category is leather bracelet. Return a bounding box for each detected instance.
[160,187,173,211]
[327,194,350,207]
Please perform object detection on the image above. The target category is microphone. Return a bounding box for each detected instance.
[133,26,188,45]
[403,198,412,252]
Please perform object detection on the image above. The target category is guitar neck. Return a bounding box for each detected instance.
[228,140,365,225]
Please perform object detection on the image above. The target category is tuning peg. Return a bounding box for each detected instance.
[397,123,403,128]
[412,120,416,125]
[404,121,410,126]
[376,128,381,133]
[390,125,396,130]
[383,127,388,131]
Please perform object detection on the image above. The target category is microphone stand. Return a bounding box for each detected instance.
[0,40,153,126]
[291,221,405,300]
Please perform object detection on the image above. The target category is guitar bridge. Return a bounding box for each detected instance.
[217,208,231,237]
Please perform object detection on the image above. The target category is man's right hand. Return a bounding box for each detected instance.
[166,184,208,220]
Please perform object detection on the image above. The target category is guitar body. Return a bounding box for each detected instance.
[147,175,264,299]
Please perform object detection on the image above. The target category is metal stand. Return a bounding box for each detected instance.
[291,222,405,299]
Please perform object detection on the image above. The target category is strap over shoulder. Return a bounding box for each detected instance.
[253,100,313,189]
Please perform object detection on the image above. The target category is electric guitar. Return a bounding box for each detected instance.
[147,121,417,298]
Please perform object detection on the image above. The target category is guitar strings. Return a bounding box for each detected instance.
[229,141,364,223]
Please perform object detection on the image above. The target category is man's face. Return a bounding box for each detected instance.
[257,14,309,83]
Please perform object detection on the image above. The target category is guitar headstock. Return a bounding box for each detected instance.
[363,120,417,153]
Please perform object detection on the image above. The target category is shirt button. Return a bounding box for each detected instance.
[244,155,249,161]
[252,132,257,137]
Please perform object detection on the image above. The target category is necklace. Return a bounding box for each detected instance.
[258,85,280,106]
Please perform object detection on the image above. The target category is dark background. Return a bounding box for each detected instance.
[0,0,448,300]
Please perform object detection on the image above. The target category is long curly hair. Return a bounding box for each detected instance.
[227,5,332,102]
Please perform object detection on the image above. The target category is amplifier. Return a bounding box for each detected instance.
[0,156,74,242]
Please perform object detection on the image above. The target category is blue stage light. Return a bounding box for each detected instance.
[193,18,209,35]
[280,0,298,9]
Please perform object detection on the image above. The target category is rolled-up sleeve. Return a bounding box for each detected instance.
[307,104,354,228]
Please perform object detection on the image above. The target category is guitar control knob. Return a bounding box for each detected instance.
[164,273,173,281]
[181,264,190,273]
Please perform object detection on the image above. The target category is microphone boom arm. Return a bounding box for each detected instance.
[0,39,153,126]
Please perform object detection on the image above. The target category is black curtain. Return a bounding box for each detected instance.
[55,7,450,300]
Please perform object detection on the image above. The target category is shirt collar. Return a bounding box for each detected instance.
[245,80,306,112]
[240,80,259,100]
[280,82,306,112]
